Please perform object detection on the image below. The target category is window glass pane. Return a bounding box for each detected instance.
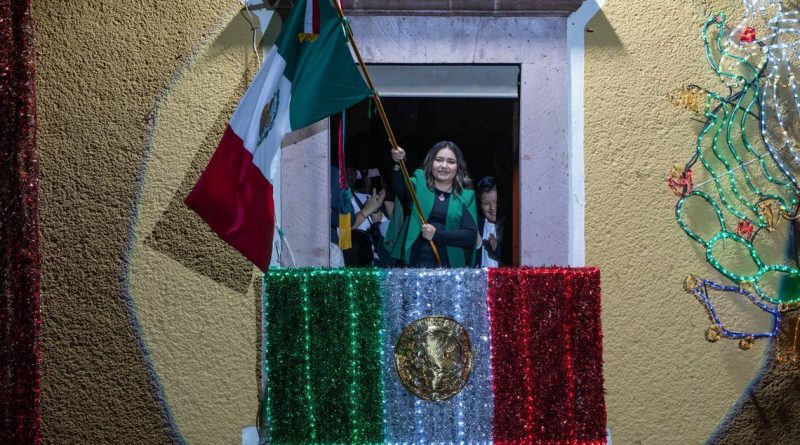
[368,64,519,98]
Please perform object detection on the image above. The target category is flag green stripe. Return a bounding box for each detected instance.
[264,269,384,444]
[349,271,385,442]
[275,0,371,130]
[264,273,314,442]
[308,273,356,442]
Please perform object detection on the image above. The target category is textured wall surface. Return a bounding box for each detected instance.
[34,1,262,443]
[32,0,797,444]
[585,1,799,444]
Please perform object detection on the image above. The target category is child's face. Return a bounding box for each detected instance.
[480,190,498,223]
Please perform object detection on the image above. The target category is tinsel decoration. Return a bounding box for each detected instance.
[260,267,606,445]
[261,269,384,444]
[489,268,606,445]
[0,0,41,443]
[381,269,494,443]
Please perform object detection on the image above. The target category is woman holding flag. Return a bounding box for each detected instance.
[385,141,478,268]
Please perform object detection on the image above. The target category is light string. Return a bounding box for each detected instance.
[486,267,605,442]
[302,272,318,442]
[413,273,424,445]
[259,275,272,440]
[0,1,42,442]
[454,273,466,443]
[692,151,768,189]
[699,14,795,221]
[689,277,781,346]
[563,273,577,443]
[348,274,359,443]
[674,11,800,310]
[520,271,535,438]
[377,277,388,444]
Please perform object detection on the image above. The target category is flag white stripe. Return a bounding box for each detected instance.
[381,269,495,442]
[229,45,292,184]
[304,0,314,34]
[230,46,284,152]
[253,76,291,185]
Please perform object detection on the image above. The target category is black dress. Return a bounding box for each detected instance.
[393,170,477,267]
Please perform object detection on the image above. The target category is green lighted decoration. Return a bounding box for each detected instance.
[671,2,800,346]
[259,268,385,443]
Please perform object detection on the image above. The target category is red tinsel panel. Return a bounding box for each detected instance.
[568,269,606,441]
[0,0,41,443]
[489,268,606,445]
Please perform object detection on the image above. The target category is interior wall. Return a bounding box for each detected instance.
[32,0,797,444]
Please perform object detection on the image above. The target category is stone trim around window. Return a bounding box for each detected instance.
[341,0,585,17]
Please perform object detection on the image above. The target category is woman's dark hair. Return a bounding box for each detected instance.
[422,140,472,195]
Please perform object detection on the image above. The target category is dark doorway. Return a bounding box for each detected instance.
[332,96,518,266]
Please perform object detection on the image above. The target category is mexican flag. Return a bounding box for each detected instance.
[259,268,607,445]
[186,0,370,271]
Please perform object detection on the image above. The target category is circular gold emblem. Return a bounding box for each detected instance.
[394,316,472,401]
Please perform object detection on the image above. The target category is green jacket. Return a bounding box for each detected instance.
[384,169,478,267]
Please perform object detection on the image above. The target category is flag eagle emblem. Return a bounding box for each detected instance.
[258,90,279,146]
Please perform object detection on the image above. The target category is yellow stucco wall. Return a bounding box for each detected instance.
[584,1,753,442]
[586,1,800,444]
[35,1,262,443]
[33,0,795,444]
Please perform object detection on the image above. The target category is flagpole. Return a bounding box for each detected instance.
[332,0,443,267]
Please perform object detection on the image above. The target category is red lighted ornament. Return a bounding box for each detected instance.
[741,26,756,43]
[668,166,694,197]
[736,220,754,240]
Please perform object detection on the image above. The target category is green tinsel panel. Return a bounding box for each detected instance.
[264,269,384,444]
[264,271,312,441]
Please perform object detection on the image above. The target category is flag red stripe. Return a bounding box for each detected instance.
[528,271,571,440]
[488,268,526,443]
[312,0,320,34]
[489,268,607,444]
[185,126,274,271]
[569,269,607,440]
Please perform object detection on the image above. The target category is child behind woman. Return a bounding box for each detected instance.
[475,176,503,267]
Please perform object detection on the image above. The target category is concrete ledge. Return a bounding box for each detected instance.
[341,0,584,16]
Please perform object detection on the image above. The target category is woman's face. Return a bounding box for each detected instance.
[432,147,457,186]
[480,190,498,223]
